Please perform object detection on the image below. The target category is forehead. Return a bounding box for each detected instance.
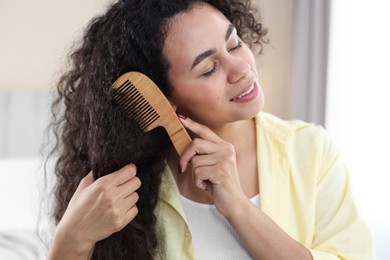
[163,3,230,68]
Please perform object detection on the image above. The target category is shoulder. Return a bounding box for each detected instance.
[255,112,328,145]
[255,112,339,172]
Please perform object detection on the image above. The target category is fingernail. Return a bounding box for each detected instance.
[199,183,208,191]
[178,114,187,120]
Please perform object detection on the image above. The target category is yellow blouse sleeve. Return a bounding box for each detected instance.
[309,127,375,259]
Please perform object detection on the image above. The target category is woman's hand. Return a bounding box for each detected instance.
[49,164,141,259]
[178,117,247,218]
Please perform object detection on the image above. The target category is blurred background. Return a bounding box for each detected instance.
[1,0,389,259]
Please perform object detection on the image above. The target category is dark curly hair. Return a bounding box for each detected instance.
[48,0,267,259]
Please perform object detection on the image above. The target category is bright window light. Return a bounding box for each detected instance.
[326,1,390,258]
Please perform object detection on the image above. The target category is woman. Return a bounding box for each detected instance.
[47,0,374,259]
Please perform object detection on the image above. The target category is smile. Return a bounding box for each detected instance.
[231,84,255,101]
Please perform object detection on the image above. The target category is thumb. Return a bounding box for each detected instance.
[74,171,95,195]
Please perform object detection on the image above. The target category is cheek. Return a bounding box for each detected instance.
[173,84,223,112]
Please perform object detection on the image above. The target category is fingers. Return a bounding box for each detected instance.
[106,194,140,233]
[190,153,222,189]
[79,171,94,188]
[110,178,140,231]
[125,206,139,224]
[99,163,141,202]
[118,175,141,199]
[115,191,139,227]
[91,163,141,212]
[83,171,95,185]
[94,164,141,231]
[62,163,142,246]
[122,193,140,214]
[178,116,227,173]
[111,164,141,225]
[73,171,95,197]
[179,138,219,173]
[193,165,213,191]
[111,164,137,186]
[76,163,137,198]
[179,116,221,143]
[178,116,240,196]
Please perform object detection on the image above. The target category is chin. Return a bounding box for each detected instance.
[249,99,264,118]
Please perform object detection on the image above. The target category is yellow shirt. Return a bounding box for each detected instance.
[154,112,375,260]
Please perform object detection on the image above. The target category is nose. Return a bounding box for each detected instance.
[226,56,251,84]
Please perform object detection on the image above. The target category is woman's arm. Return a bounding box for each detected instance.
[48,164,141,260]
[307,127,374,259]
[226,198,312,259]
[48,223,95,260]
[178,117,312,259]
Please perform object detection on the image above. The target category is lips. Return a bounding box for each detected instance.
[230,83,255,101]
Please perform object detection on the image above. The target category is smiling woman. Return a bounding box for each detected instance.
[164,3,264,127]
[46,0,374,259]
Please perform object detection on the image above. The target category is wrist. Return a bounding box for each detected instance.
[223,195,254,223]
[49,223,95,260]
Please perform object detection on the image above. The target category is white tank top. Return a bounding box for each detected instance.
[180,194,260,260]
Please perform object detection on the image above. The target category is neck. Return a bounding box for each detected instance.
[168,118,256,170]
[206,119,255,154]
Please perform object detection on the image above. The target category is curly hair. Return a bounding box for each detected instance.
[48,0,267,259]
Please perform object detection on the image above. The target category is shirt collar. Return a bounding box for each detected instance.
[256,112,299,145]
[158,166,187,220]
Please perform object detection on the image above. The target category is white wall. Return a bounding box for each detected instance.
[256,0,293,119]
[0,0,113,91]
[0,0,293,119]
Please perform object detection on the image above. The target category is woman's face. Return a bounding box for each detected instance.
[164,3,264,128]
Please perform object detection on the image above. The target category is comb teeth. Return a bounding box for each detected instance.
[113,80,160,129]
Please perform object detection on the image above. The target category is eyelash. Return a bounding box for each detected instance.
[229,41,243,52]
[202,41,243,78]
[203,61,219,77]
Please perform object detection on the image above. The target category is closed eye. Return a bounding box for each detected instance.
[201,41,242,78]
[229,41,243,52]
[202,61,219,77]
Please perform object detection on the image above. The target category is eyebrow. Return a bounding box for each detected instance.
[191,24,235,70]
[225,23,235,42]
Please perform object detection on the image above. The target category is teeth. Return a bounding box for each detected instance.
[233,84,254,100]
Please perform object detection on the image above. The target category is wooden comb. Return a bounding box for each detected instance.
[112,71,191,155]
